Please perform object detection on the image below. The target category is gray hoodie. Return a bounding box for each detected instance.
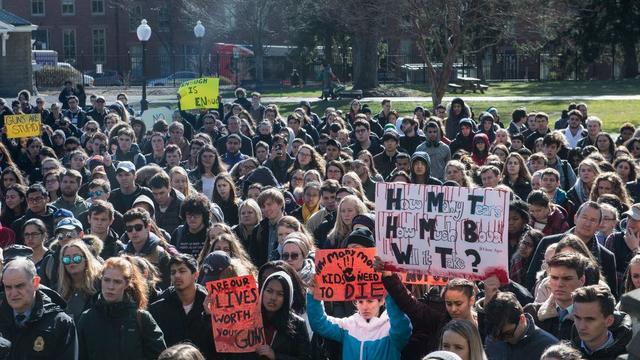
[415,122,451,181]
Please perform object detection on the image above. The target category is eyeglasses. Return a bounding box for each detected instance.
[88,190,104,198]
[24,232,43,239]
[27,196,45,203]
[281,252,301,261]
[126,224,145,233]
[62,255,84,265]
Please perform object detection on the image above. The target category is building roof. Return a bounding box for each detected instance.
[0,9,32,27]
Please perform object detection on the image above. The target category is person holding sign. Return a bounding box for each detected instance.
[306,275,412,360]
[255,271,311,360]
[373,256,459,359]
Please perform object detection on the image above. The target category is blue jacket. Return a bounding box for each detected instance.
[307,293,411,360]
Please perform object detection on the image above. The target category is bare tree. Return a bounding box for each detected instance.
[404,0,558,107]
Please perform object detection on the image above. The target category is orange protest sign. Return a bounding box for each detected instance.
[314,248,385,301]
[206,275,265,353]
[399,272,449,286]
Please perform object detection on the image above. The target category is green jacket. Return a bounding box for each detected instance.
[78,295,166,360]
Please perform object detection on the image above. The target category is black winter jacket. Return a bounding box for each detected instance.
[0,290,77,360]
[149,285,216,359]
[78,296,166,360]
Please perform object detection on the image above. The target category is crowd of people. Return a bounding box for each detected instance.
[0,83,636,360]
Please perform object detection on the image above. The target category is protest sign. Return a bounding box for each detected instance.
[314,247,385,301]
[375,183,509,281]
[206,275,264,353]
[5,113,41,138]
[178,77,219,110]
[399,273,449,286]
[140,107,174,129]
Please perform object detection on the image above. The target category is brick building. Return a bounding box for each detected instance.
[0,9,36,96]
[2,0,216,81]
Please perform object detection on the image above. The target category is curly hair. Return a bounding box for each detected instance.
[289,144,325,175]
[180,193,212,229]
[589,172,632,207]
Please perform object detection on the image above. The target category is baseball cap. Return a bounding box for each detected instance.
[96,96,106,103]
[91,165,107,177]
[624,203,640,221]
[53,208,75,220]
[55,217,84,232]
[200,251,231,284]
[116,161,136,173]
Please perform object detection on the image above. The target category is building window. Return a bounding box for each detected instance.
[129,45,142,78]
[92,29,106,64]
[129,6,142,32]
[32,29,49,50]
[62,29,77,64]
[158,7,170,32]
[62,0,75,15]
[91,0,105,15]
[31,0,45,16]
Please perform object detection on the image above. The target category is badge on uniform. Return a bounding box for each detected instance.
[33,336,44,352]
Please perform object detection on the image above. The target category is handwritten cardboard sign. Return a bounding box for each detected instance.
[5,113,41,138]
[206,275,265,353]
[399,272,449,286]
[140,107,174,129]
[314,248,385,301]
[375,183,509,281]
[178,77,219,110]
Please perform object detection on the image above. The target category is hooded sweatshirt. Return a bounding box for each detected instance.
[307,293,412,360]
[449,118,477,155]
[415,122,451,181]
[410,152,443,185]
[471,133,491,166]
[445,98,471,139]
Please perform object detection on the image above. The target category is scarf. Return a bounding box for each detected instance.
[301,202,320,224]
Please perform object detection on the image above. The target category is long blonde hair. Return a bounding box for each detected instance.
[57,241,102,301]
[327,195,368,248]
[170,166,196,197]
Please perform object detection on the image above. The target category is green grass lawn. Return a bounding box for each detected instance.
[402,79,640,97]
[249,79,640,98]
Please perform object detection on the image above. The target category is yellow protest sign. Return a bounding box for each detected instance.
[178,77,219,110]
[5,114,41,139]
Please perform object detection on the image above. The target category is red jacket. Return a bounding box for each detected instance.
[535,206,570,236]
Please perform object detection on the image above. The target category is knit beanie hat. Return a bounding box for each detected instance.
[345,228,375,248]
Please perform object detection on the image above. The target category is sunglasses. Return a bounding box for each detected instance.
[62,254,84,265]
[281,252,301,261]
[126,224,145,233]
[88,190,104,198]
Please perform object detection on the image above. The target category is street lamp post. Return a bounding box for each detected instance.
[194,21,205,78]
[136,19,152,112]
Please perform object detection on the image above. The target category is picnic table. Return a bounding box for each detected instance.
[448,76,489,94]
